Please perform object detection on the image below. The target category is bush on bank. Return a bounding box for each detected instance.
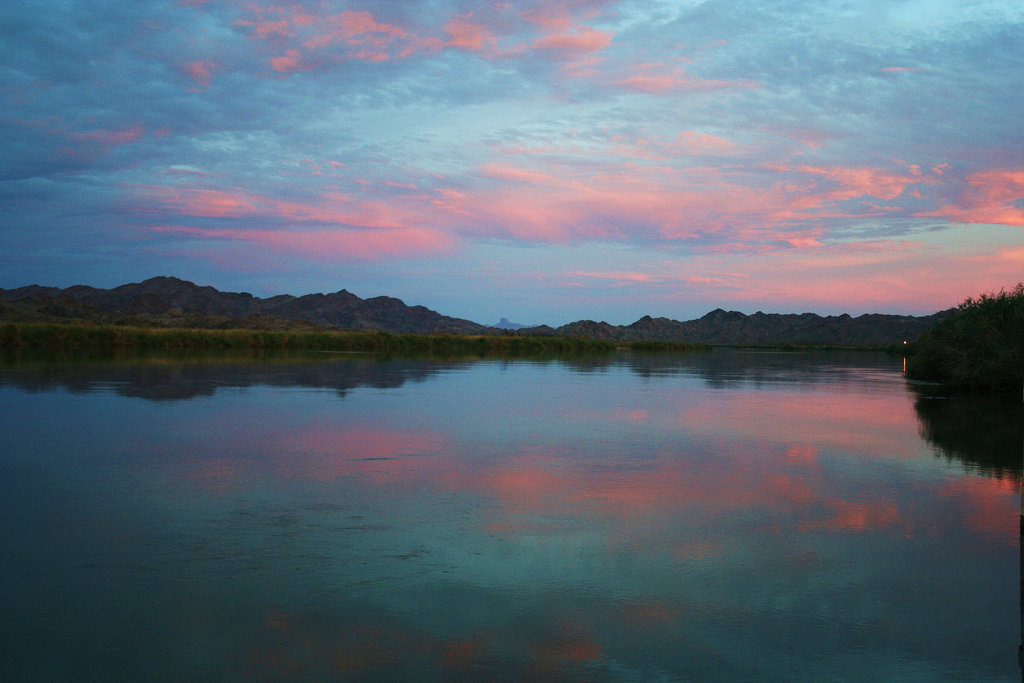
[0,322,619,356]
[906,284,1024,393]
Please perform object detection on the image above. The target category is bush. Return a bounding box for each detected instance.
[906,284,1024,393]
[0,323,619,357]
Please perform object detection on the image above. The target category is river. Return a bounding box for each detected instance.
[0,349,1019,680]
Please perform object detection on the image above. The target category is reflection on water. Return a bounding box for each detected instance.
[913,390,1023,483]
[0,350,459,400]
[0,349,1019,681]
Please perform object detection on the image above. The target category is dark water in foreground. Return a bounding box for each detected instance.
[0,350,1020,681]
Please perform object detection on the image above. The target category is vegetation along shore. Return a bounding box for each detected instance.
[0,323,635,356]
[906,284,1024,394]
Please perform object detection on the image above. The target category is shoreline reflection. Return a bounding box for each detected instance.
[912,389,1023,483]
[0,349,1018,680]
[0,347,909,399]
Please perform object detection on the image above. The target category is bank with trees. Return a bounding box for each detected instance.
[906,284,1024,394]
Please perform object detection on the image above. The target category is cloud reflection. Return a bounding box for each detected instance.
[1,350,1018,679]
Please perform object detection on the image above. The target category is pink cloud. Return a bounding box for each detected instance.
[300,10,409,50]
[532,26,612,55]
[427,160,840,246]
[162,166,217,178]
[234,3,622,74]
[135,179,460,261]
[570,270,736,288]
[273,191,418,229]
[152,225,451,261]
[990,245,1024,264]
[408,154,970,258]
[271,49,314,73]
[136,184,427,230]
[572,270,655,284]
[614,75,682,93]
[478,163,569,186]
[520,7,576,33]
[673,130,738,155]
[129,153,1021,300]
[728,267,921,309]
[352,51,391,62]
[785,445,819,466]
[674,236,1024,315]
[920,169,1024,226]
[248,18,294,39]
[72,124,145,146]
[443,15,499,51]
[760,125,843,150]
[561,54,608,78]
[137,186,264,218]
[615,73,739,94]
[795,165,924,201]
[183,60,218,88]
[335,10,407,38]
[612,63,756,94]
[238,5,420,69]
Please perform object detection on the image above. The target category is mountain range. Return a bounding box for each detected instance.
[0,276,486,334]
[0,276,947,346]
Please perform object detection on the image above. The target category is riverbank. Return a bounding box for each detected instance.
[0,321,628,356]
[905,284,1023,394]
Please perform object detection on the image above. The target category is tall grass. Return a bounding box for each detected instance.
[621,340,711,352]
[905,283,1024,393]
[0,322,618,356]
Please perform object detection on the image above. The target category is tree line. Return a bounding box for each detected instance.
[906,283,1024,394]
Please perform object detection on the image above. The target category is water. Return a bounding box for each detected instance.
[0,349,1020,681]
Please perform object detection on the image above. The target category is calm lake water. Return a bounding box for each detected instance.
[1,349,1020,681]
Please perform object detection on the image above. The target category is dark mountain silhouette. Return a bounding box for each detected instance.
[1,276,948,345]
[0,276,487,334]
[521,308,948,346]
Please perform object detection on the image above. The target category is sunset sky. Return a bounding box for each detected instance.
[2,0,1022,325]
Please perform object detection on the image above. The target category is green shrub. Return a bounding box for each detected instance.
[624,340,711,352]
[906,283,1024,393]
[0,323,620,357]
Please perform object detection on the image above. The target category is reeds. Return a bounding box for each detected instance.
[0,322,618,356]
[622,340,712,352]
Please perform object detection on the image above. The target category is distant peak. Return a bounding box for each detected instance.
[493,317,531,330]
[703,307,739,317]
[142,275,190,284]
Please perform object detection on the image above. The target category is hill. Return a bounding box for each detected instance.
[1,276,947,345]
[522,309,946,346]
[0,277,487,335]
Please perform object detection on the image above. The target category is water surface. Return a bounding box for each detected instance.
[0,350,1019,680]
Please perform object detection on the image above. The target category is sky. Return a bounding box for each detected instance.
[1,0,1022,326]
